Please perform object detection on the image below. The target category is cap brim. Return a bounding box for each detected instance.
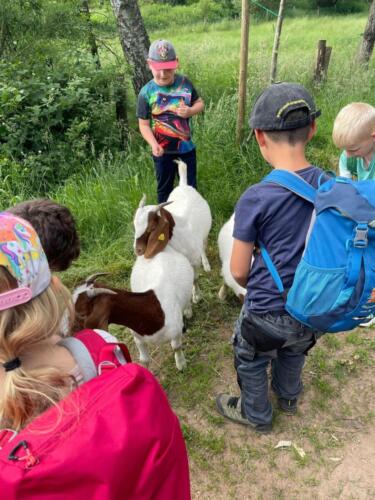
[149,60,178,70]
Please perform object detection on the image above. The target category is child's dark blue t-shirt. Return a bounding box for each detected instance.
[233,166,326,314]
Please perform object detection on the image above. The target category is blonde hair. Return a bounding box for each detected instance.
[332,102,375,149]
[0,268,74,430]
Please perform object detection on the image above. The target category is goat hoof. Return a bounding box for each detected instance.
[176,360,187,371]
[218,285,226,301]
[175,352,187,371]
[184,307,193,319]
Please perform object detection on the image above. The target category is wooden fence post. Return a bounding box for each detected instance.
[236,0,250,145]
[313,39,332,84]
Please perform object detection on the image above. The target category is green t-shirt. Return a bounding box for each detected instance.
[339,151,375,180]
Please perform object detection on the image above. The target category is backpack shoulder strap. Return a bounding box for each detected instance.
[262,170,316,203]
[75,329,131,371]
[260,170,317,299]
[59,330,131,381]
[58,334,98,382]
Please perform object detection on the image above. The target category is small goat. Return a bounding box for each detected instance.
[217,214,246,302]
[130,240,194,371]
[73,265,193,371]
[134,159,212,303]
[73,273,165,334]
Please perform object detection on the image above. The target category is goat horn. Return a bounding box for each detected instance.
[156,201,173,211]
[85,272,111,285]
[86,287,117,298]
[138,193,147,208]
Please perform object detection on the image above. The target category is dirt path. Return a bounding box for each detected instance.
[316,428,375,499]
[184,328,375,500]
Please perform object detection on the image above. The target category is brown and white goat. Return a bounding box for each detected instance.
[73,273,165,335]
[74,267,193,371]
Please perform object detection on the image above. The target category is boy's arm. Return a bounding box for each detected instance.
[230,239,254,288]
[138,119,164,157]
[175,98,204,119]
[338,151,352,179]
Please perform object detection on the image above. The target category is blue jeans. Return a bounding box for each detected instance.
[233,308,318,426]
[153,148,197,203]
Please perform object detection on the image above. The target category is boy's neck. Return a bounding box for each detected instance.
[268,147,311,172]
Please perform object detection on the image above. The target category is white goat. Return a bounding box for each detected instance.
[168,159,212,274]
[130,244,194,371]
[134,160,212,304]
[218,214,246,301]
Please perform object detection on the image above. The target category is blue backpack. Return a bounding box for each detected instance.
[260,170,375,333]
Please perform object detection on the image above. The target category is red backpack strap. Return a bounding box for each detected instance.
[74,329,131,374]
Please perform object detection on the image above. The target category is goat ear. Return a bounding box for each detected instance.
[144,212,170,258]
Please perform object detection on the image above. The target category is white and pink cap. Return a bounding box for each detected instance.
[148,40,178,70]
[0,212,51,311]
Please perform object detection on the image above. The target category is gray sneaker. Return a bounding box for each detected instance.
[215,394,272,433]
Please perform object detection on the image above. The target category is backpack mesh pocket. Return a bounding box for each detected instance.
[287,259,350,316]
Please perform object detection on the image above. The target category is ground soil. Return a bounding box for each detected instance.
[186,327,375,500]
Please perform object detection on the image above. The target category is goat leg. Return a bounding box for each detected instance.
[133,336,150,368]
[171,336,186,371]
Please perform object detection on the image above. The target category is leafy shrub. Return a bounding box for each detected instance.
[0,59,124,198]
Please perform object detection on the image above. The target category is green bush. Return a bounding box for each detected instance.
[0,59,124,199]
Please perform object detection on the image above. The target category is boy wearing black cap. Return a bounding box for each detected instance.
[216,82,326,433]
[137,39,204,202]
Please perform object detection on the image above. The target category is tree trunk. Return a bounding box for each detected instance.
[81,0,101,69]
[270,0,286,83]
[110,0,152,95]
[357,0,375,66]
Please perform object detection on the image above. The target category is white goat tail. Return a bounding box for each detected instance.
[174,158,188,186]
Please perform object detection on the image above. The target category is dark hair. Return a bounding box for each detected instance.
[7,199,80,272]
[264,109,312,145]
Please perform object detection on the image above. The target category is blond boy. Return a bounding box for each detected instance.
[332,102,375,180]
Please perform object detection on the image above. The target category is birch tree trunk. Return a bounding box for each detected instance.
[357,0,375,66]
[110,0,152,95]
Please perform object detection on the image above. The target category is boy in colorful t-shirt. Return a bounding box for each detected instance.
[332,102,375,181]
[137,39,204,202]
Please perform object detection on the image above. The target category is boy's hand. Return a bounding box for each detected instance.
[152,143,164,157]
[176,99,192,118]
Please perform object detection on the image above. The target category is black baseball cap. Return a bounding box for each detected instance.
[249,82,321,131]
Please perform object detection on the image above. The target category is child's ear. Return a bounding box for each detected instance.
[254,129,266,147]
[308,120,317,140]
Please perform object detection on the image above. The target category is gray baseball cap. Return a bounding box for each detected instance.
[249,82,321,131]
[148,40,178,70]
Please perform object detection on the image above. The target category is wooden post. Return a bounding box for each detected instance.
[313,39,332,84]
[236,0,250,145]
[270,0,286,83]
